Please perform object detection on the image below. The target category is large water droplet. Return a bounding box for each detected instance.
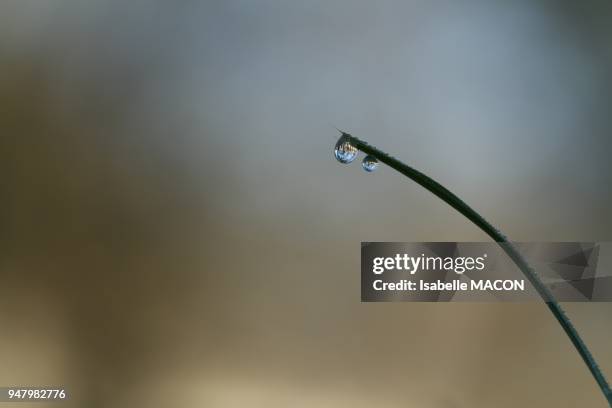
[362,155,378,172]
[334,134,358,164]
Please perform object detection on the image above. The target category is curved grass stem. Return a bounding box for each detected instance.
[344,133,612,406]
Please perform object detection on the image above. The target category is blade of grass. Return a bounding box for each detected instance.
[344,133,612,406]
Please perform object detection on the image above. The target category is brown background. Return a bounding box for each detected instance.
[1,1,612,407]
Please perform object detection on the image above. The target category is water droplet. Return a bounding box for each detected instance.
[362,155,378,172]
[334,134,358,164]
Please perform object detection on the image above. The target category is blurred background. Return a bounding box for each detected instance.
[1,0,612,406]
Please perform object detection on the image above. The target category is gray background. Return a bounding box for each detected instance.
[1,0,612,407]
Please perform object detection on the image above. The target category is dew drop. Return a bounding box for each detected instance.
[334,134,358,164]
[362,155,378,172]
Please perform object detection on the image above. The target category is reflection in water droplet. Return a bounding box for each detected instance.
[362,155,378,172]
[334,134,358,164]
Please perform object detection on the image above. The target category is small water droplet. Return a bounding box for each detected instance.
[334,134,358,164]
[362,155,378,172]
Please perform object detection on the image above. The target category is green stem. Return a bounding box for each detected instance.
[345,133,612,406]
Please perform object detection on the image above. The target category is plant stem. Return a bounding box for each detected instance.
[345,133,612,406]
